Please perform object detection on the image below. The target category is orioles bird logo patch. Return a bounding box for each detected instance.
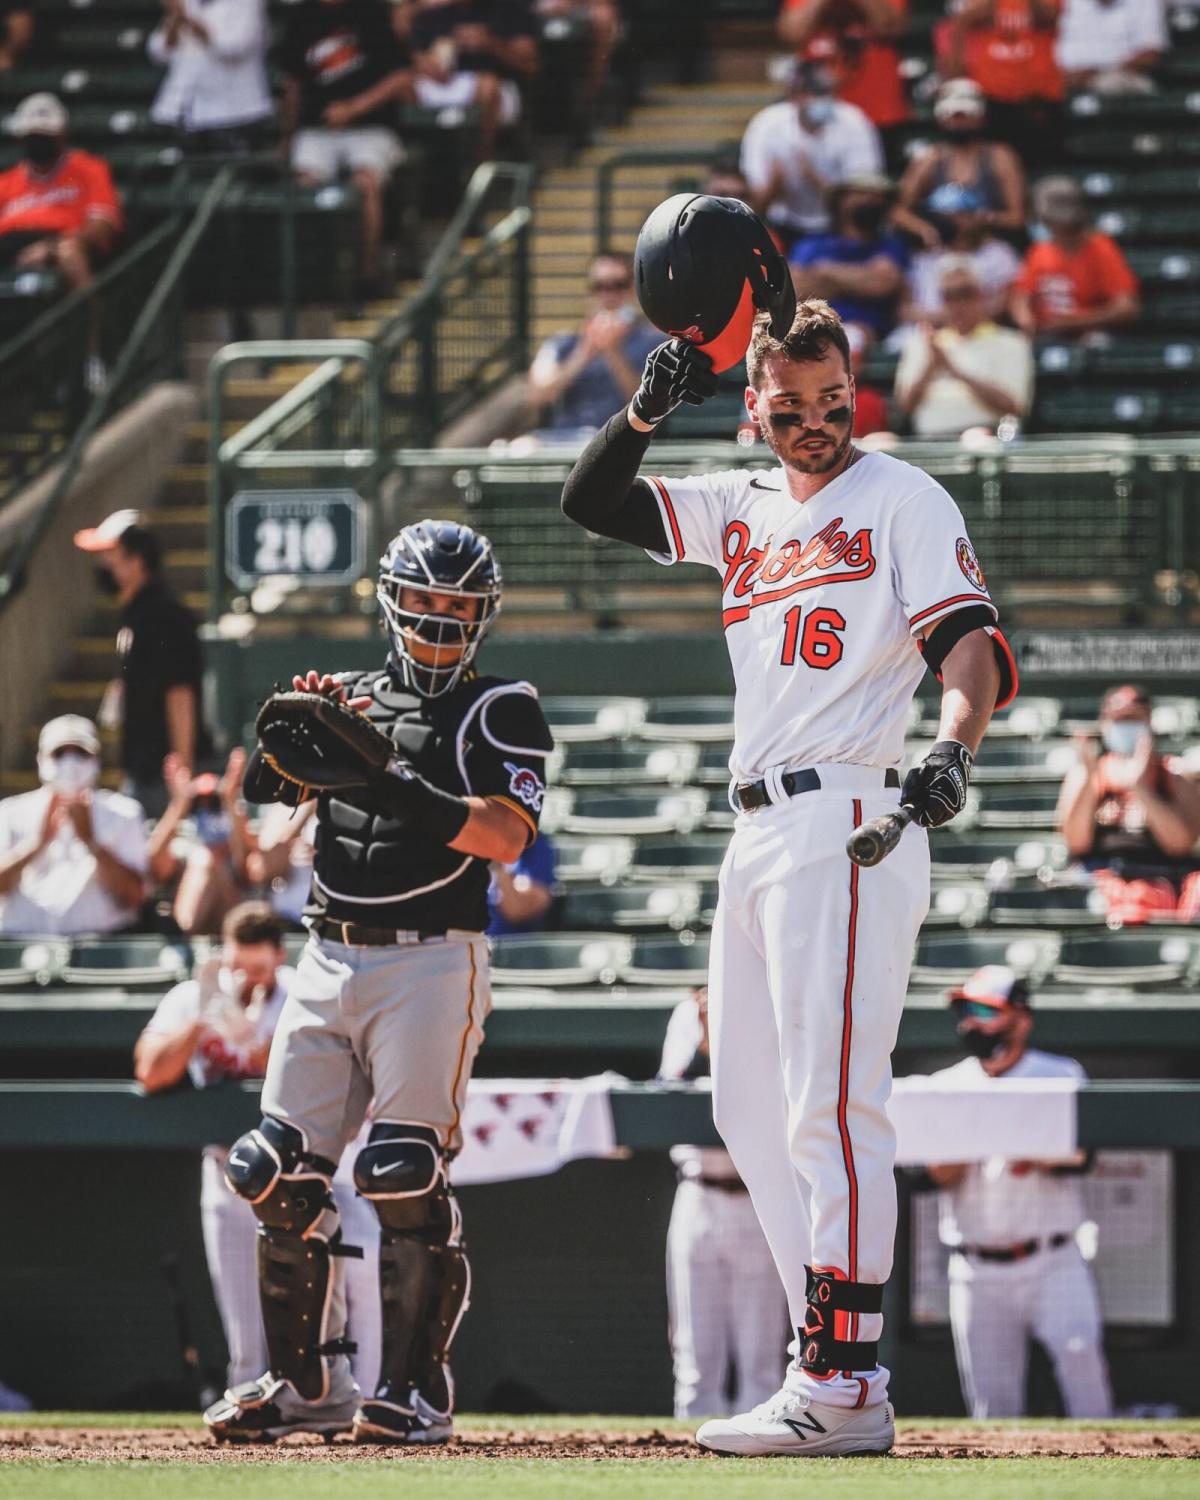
[956,537,987,592]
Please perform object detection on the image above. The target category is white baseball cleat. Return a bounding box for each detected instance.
[204,1374,359,1444]
[696,1383,894,1458]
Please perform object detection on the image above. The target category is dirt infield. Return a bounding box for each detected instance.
[1,1424,1197,1462]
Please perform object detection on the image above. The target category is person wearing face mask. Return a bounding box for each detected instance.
[789,174,910,343]
[894,78,1026,251]
[740,60,884,246]
[0,715,147,936]
[922,965,1113,1418]
[1057,685,1200,925]
[0,93,123,294]
[74,509,213,820]
[1010,177,1139,339]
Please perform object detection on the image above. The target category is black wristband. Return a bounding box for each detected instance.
[373,764,470,846]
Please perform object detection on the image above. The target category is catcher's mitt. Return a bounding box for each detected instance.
[255,690,395,793]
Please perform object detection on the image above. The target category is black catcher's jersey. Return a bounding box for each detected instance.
[244,664,553,932]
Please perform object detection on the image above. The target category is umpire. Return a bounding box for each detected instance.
[205,520,553,1446]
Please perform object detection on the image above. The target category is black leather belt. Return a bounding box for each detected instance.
[959,1233,1071,1264]
[734,766,899,813]
[310,918,451,947]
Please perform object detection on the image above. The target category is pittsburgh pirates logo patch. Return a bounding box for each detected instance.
[504,762,545,812]
[956,537,987,592]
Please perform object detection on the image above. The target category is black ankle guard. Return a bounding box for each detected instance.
[798,1268,883,1375]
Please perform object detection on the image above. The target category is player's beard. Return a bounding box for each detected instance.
[761,406,855,476]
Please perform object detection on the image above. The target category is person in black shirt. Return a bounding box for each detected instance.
[74,508,212,820]
[278,0,414,290]
[410,0,538,160]
[205,519,553,1447]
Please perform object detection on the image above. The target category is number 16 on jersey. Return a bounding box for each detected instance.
[779,606,846,670]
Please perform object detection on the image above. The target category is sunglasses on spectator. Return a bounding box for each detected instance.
[953,1000,1005,1020]
[591,277,631,292]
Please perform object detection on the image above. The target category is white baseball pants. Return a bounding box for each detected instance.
[949,1242,1113,1418]
[666,1177,789,1418]
[708,769,930,1410]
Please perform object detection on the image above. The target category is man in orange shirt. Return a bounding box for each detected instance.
[940,0,1063,165]
[779,0,910,162]
[0,93,123,292]
[1010,176,1139,338]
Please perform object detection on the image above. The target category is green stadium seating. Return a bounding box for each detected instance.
[61,937,190,989]
[1053,932,1200,989]
[541,697,647,743]
[622,935,709,987]
[929,832,1067,884]
[557,882,705,933]
[641,698,734,743]
[1033,387,1165,433]
[489,934,629,987]
[0,938,66,988]
[926,883,990,930]
[630,836,729,882]
[552,835,636,884]
[560,788,707,836]
[554,740,699,787]
[703,789,735,831]
[908,931,1060,989]
[696,744,736,785]
[0,66,162,103]
[987,886,1109,928]
[975,784,1062,832]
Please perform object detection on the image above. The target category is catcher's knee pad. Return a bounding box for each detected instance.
[355,1123,468,1409]
[226,1117,351,1402]
[353,1122,452,1237]
[798,1267,884,1376]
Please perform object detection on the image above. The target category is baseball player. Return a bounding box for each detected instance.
[203,520,553,1445]
[922,965,1113,1419]
[561,214,1015,1452]
[660,987,788,1419]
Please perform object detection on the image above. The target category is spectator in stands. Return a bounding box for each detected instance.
[73,509,212,820]
[410,0,540,162]
[739,59,884,245]
[902,181,1022,324]
[278,0,415,295]
[1057,684,1200,924]
[488,830,557,936]
[789,173,909,343]
[777,0,910,162]
[939,1,1064,166]
[1010,175,1139,338]
[0,715,147,937]
[525,251,661,442]
[846,321,890,437]
[1056,0,1167,95]
[148,0,274,155]
[247,799,317,930]
[148,750,255,937]
[0,4,33,72]
[0,94,123,294]
[534,0,621,105]
[894,78,1026,249]
[895,258,1033,436]
[921,965,1113,1419]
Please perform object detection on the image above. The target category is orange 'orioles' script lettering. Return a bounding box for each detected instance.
[721,519,876,628]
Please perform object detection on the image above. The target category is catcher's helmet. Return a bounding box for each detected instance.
[377,519,502,697]
[633,194,796,373]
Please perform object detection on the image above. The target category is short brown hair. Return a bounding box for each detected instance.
[222,900,285,949]
[746,299,852,388]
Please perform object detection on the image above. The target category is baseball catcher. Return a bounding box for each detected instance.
[204,519,553,1445]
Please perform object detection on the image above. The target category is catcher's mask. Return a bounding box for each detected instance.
[377,519,502,698]
[633,193,796,373]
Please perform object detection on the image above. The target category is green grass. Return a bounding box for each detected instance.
[0,1459,1196,1500]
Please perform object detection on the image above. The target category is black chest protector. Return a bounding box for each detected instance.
[305,665,550,932]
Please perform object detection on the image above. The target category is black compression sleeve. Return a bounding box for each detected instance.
[560,407,668,552]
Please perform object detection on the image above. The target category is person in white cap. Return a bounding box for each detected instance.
[921,965,1113,1419]
[74,509,212,819]
[0,93,123,291]
[0,715,147,936]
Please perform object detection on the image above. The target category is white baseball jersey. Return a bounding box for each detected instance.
[642,450,1006,783]
[930,1049,1090,1248]
[143,959,293,1089]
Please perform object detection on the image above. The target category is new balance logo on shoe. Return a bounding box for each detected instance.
[783,1412,828,1441]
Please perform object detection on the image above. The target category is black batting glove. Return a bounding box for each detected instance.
[630,339,718,426]
[901,740,974,829]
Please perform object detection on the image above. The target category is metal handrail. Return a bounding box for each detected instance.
[595,144,740,253]
[0,165,237,612]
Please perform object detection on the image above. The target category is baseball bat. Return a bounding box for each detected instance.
[846,804,917,867]
[161,1252,221,1412]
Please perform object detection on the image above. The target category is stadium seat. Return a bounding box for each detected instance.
[908,931,1060,989]
[560,788,707,836]
[703,788,735,830]
[1034,387,1165,433]
[930,832,1068,884]
[986,697,1063,741]
[489,934,629,988]
[61,937,191,989]
[970,741,1076,783]
[975,785,1061,832]
[987,885,1109,928]
[1052,932,1200,989]
[0,938,66,988]
[540,697,647,743]
[557,882,704,933]
[696,743,736,785]
[641,697,734,742]
[554,740,699,787]
[551,835,636,884]
[629,836,729,882]
[622,934,710,987]
[925,883,990,929]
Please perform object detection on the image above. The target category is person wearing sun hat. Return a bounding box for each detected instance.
[74,508,212,819]
[922,965,1112,1419]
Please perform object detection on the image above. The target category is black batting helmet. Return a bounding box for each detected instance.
[633,194,796,373]
[377,519,502,697]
